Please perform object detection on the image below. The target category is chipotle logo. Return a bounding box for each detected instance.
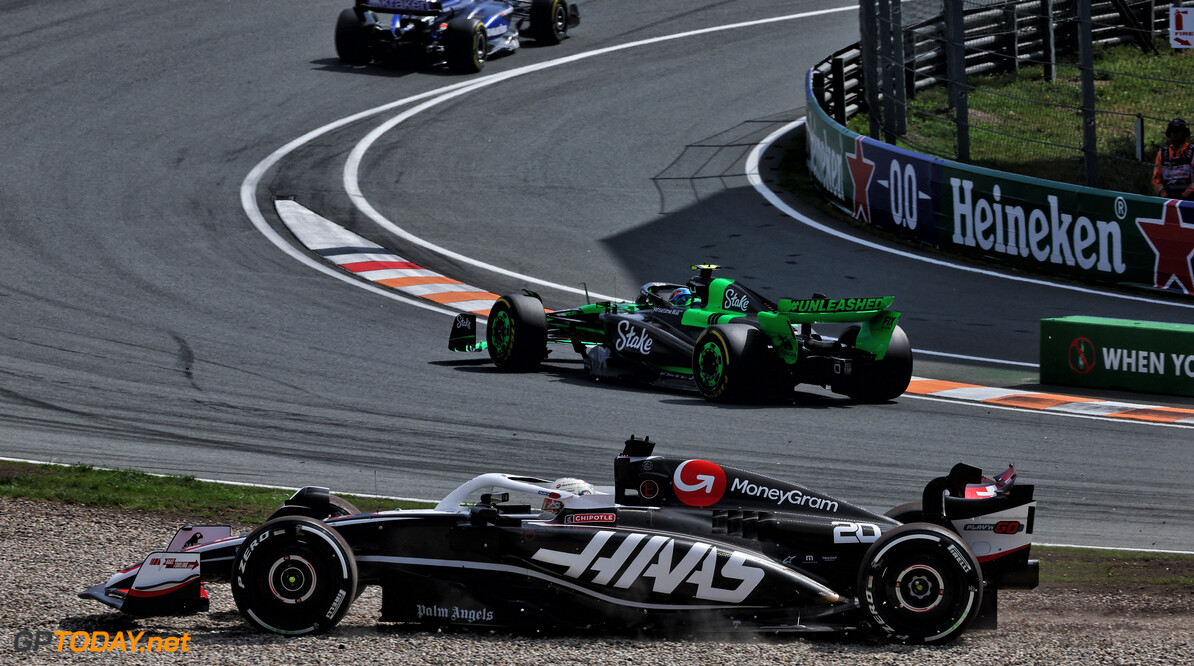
[565,513,616,524]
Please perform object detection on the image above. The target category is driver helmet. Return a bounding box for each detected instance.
[1167,118,1190,139]
[541,477,595,513]
[669,287,694,307]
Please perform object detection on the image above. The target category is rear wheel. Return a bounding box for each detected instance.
[691,324,777,403]
[839,324,912,403]
[487,294,548,371]
[883,501,923,524]
[444,18,487,73]
[335,8,371,65]
[530,0,569,44]
[233,516,357,635]
[858,523,983,644]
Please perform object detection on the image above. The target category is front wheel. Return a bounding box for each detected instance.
[232,516,358,635]
[444,18,488,73]
[530,0,569,44]
[487,294,548,371]
[858,523,983,644]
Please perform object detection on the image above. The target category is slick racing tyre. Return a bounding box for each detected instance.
[838,324,912,403]
[691,324,777,403]
[530,0,569,44]
[857,523,983,644]
[883,501,924,525]
[233,516,358,635]
[487,294,548,371]
[335,8,371,65]
[268,492,361,521]
[445,18,488,73]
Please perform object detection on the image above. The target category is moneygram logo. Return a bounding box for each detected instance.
[673,460,726,506]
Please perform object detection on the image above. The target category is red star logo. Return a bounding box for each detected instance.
[845,136,875,224]
[1136,200,1194,293]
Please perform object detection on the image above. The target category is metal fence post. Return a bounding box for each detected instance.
[1004,4,1020,74]
[1043,0,1056,82]
[877,0,896,143]
[945,0,970,162]
[1079,0,1098,187]
[1136,113,1145,162]
[859,0,882,139]
[891,0,907,137]
[904,28,918,100]
[830,57,848,125]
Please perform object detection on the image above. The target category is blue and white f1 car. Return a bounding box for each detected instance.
[335,0,579,73]
[79,436,1038,643]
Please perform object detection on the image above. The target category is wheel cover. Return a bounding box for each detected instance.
[552,3,567,36]
[490,310,514,357]
[267,555,317,604]
[893,564,945,613]
[696,340,725,388]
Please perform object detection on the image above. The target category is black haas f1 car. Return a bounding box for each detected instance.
[79,436,1038,644]
[335,0,579,73]
[450,265,913,403]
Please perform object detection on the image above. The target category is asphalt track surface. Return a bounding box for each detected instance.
[1,1,1191,552]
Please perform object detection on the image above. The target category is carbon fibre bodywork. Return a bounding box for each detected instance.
[450,266,914,402]
[335,0,578,72]
[79,437,1038,643]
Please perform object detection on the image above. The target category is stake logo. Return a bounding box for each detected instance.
[614,320,653,355]
[672,460,726,506]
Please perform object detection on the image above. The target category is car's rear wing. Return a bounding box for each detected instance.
[775,296,896,323]
[755,296,902,361]
[357,0,444,16]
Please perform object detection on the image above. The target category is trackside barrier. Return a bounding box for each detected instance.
[1040,316,1194,397]
[804,71,1194,297]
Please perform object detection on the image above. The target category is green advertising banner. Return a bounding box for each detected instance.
[1040,316,1194,396]
[939,164,1194,293]
[804,71,1194,297]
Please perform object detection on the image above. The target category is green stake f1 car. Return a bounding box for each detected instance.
[450,266,912,403]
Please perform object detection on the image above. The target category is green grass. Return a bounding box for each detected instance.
[1036,545,1194,586]
[845,41,1194,194]
[2,460,1190,587]
[0,460,426,523]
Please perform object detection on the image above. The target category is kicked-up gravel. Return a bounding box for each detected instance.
[1,497,1191,665]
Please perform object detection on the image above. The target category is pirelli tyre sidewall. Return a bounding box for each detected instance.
[445,17,488,73]
[858,523,983,644]
[530,0,569,44]
[692,323,772,403]
[232,516,358,635]
[486,294,548,371]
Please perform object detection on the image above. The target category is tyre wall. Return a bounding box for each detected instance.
[804,72,1194,297]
